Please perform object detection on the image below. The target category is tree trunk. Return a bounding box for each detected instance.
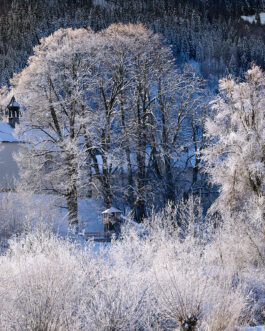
[164,154,175,202]
[135,196,146,223]
[66,185,78,225]
[102,174,113,208]
[135,105,147,222]
[65,152,78,226]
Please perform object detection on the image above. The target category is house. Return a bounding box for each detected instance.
[0,97,23,190]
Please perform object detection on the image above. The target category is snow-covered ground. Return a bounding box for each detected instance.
[0,192,105,237]
[241,12,265,24]
[78,197,104,232]
[0,191,142,241]
[0,122,19,142]
[243,327,265,331]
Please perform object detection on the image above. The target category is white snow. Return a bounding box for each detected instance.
[121,215,142,229]
[78,197,104,232]
[0,191,144,239]
[0,192,105,236]
[260,12,265,24]
[12,101,19,107]
[102,207,122,214]
[0,122,18,142]
[241,12,265,25]
[241,15,256,24]
[243,326,265,331]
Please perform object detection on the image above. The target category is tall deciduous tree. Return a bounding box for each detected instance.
[203,65,265,222]
[90,24,207,220]
[12,24,207,224]
[12,28,98,225]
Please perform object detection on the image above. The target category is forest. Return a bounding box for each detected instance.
[0,1,264,330]
[0,0,264,87]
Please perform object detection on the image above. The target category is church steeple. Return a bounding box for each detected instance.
[7,96,20,128]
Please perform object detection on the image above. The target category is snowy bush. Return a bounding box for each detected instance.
[0,194,264,330]
[153,260,246,331]
[0,190,66,247]
[0,231,83,330]
[203,64,265,224]
[0,192,24,244]
[205,210,265,327]
[0,218,251,331]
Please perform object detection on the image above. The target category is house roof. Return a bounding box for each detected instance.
[102,207,122,214]
[0,122,19,142]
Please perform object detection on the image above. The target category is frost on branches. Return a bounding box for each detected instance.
[10,24,206,225]
[11,28,99,225]
[203,65,265,223]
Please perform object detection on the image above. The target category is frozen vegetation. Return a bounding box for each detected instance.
[0,19,264,330]
[0,197,264,330]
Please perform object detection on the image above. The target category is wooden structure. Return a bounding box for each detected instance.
[102,207,123,235]
[80,207,145,242]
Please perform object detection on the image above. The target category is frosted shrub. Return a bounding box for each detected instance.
[0,192,24,244]
[92,230,158,330]
[109,200,249,330]
[0,230,155,331]
[0,231,86,330]
[82,267,149,330]
[152,241,246,331]
[154,258,206,330]
[0,196,260,330]
[144,197,209,246]
[207,213,265,273]
[206,210,265,326]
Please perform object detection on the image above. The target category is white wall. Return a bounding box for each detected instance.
[0,142,23,190]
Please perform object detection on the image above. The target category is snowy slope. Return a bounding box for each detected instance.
[0,122,18,142]
[78,198,104,232]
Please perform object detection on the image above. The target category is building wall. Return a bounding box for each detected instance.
[0,142,23,190]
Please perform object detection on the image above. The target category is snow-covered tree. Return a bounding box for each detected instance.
[203,64,265,223]
[12,28,98,225]
[90,24,207,219]
[11,23,207,224]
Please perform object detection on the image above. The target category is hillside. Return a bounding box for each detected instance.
[0,0,264,87]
